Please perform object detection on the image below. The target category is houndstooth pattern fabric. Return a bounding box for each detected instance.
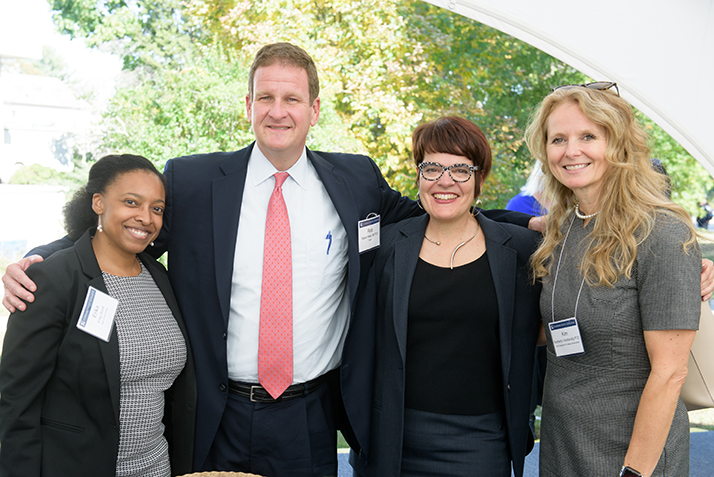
[103,260,187,477]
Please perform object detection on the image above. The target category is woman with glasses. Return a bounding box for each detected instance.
[350,116,542,477]
[526,83,700,477]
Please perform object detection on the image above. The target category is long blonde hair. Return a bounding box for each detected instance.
[525,87,697,286]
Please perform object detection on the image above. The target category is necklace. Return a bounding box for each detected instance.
[574,201,599,220]
[424,222,481,269]
[423,235,440,246]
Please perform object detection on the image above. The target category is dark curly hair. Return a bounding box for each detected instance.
[63,154,166,240]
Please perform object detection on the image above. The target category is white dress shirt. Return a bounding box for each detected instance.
[227,146,349,383]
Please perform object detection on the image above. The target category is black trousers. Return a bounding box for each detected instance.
[201,376,338,477]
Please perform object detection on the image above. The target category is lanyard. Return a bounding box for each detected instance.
[551,214,588,324]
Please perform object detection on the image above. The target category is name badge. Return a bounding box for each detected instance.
[548,317,585,357]
[358,214,380,253]
[76,286,118,342]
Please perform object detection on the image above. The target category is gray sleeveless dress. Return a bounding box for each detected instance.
[539,212,700,476]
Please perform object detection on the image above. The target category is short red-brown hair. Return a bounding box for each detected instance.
[412,116,492,196]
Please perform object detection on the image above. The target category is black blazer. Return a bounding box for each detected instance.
[350,214,542,477]
[0,230,196,477]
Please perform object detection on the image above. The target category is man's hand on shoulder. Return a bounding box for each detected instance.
[2,255,43,313]
[528,216,545,233]
[701,258,714,301]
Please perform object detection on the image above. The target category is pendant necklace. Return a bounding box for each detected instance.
[424,222,481,269]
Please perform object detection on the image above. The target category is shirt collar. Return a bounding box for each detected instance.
[248,145,309,190]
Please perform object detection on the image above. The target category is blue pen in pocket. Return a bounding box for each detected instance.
[326,231,332,255]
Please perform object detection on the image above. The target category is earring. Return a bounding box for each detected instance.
[150,242,155,247]
[472,198,482,217]
[416,192,424,210]
[97,215,103,233]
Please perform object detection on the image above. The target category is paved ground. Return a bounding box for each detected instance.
[337,430,714,476]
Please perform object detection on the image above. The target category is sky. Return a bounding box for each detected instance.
[0,0,123,103]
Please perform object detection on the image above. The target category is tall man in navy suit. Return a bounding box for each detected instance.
[1,42,422,476]
[158,42,423,475]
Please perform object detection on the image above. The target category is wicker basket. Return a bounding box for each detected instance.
[177,472,265,477]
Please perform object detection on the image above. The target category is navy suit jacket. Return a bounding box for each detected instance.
[350,214,542,477]
[154,143,421,468]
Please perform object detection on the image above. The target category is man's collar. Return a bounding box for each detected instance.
[248,146,309,190]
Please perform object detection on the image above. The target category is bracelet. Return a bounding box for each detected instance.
[620,466,644,477]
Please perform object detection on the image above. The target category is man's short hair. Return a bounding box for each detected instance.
[248,43,320,104]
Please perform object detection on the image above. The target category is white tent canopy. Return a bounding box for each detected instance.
[422,0,714,177]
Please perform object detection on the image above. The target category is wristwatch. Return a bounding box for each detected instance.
[620,466,644,477]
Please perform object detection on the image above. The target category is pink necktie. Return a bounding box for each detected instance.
[258,172,293,399]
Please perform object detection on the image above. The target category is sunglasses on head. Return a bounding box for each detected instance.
[551,81,619,96]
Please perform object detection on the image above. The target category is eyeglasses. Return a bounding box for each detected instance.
[552,81,619,96]
[418,162,479,182]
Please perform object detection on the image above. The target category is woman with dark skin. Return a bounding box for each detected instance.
[0,154,195,477]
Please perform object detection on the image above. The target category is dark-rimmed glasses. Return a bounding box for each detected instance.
[552,81,619,96]
[418,162,479,182]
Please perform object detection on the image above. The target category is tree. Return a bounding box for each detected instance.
[50,0,202,70]
[48,0,711,212]
[638,112,714,214]
[100,50,252,167]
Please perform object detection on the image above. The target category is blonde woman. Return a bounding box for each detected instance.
[525,83,700,477]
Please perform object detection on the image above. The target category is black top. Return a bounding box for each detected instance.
[404,253,503,415]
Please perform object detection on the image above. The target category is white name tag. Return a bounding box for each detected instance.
[358,214,380,253]
[548,317,585,357]
[76,286,118,342]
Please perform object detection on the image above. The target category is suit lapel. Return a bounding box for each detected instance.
[96,282,121,428]
[478,215,518,382]
[309,150,362,306]
[212,146,251,324]
[392,216,428,364]
[75,232,121,428]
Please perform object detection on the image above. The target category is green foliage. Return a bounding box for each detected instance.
[10,154,93,188]
[637,112,714,215]
[177,0,590,201]
[98,45,364,168]
[49,0,712,211]
[401,1,588,205]
[39,46,71,81]
[101,51,253,168]
[183,0,427,194]
[49,0,202,70]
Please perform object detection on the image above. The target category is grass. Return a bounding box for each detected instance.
[689,408,714,432]
[337,431,349,450]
